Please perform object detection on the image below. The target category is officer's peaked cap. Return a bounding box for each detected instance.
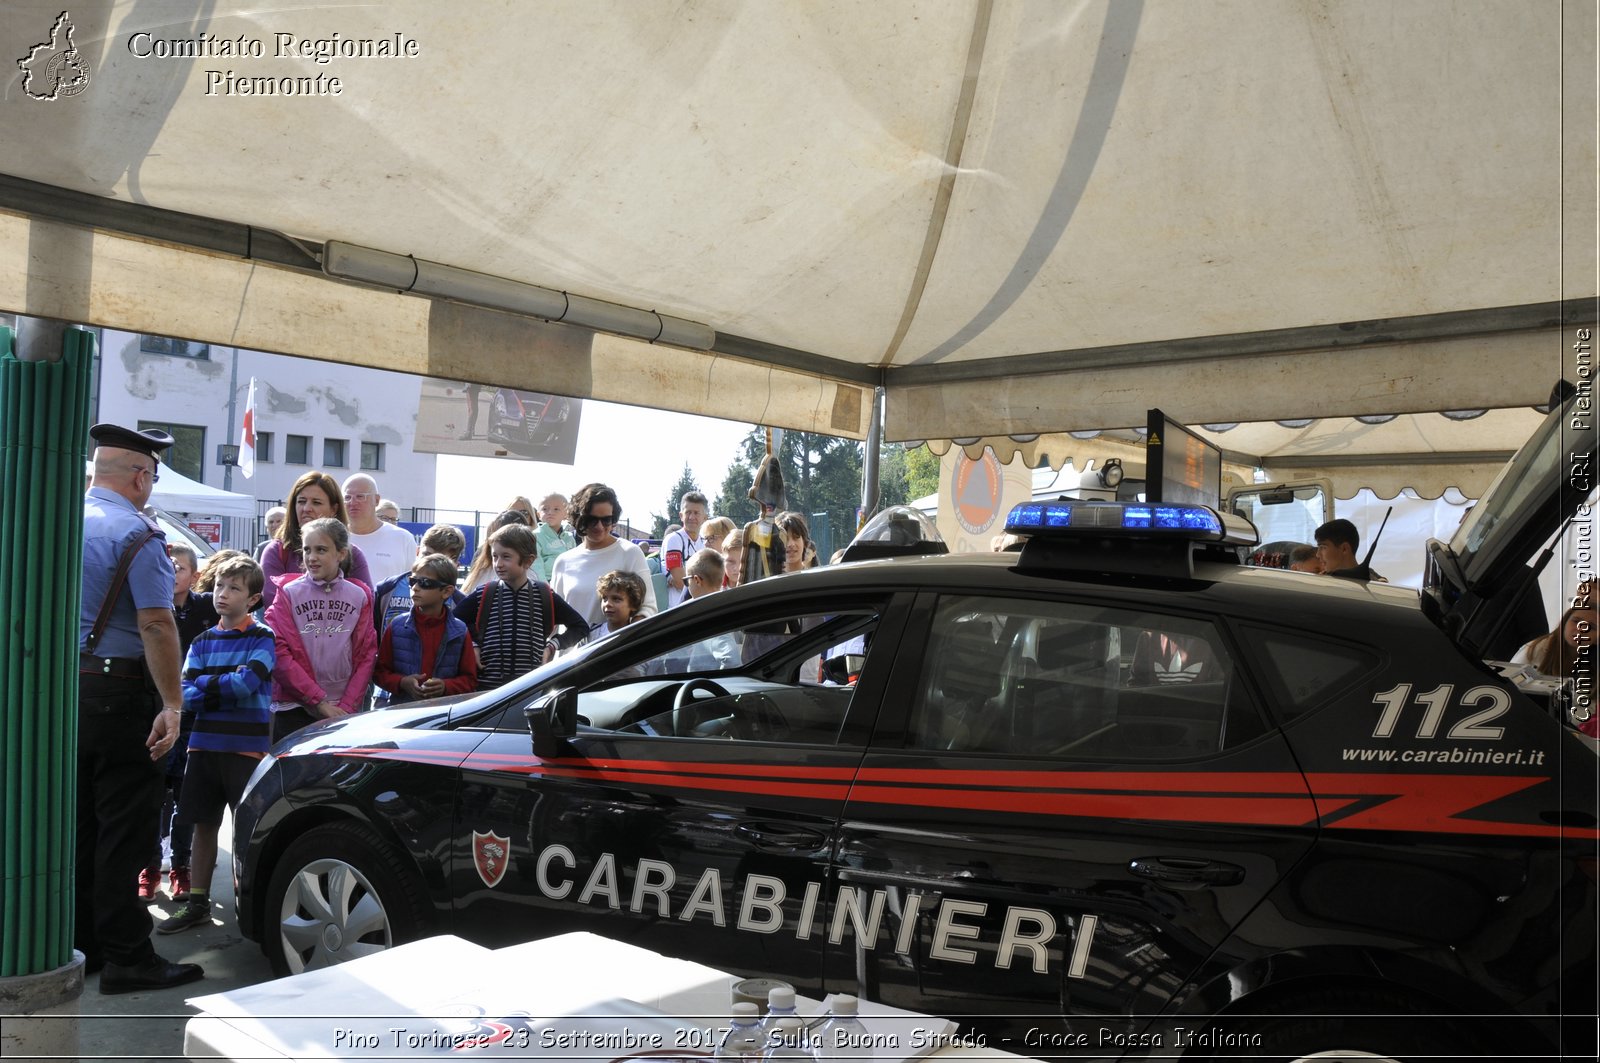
[89,423,175,459]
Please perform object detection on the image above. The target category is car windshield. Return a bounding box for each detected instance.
[151,507,216,558]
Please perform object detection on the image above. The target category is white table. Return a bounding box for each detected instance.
[185,932,1022,1062]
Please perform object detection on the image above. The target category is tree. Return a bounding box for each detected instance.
[650,464,700,538]
[715,462,757,526]
[876,443,911,511]
[904,444,941,501]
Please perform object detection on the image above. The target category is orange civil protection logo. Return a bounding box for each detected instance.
[952,450,1004,535]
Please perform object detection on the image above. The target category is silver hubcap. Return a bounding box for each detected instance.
[1293,1054,1400,1063]
[277,857,392,974]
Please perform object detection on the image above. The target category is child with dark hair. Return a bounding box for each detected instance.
[156,555,275,935]
[455,523,587,690]
[463,509,531,595]
[374,523,468,638]
[584,569,647,644]
[375,553,479,703]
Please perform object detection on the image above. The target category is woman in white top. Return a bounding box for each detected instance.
[549,483,659,627]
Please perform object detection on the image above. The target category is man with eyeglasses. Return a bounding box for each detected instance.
[342,473,417,586]
[549,482,659,628]
[78,424,204,993]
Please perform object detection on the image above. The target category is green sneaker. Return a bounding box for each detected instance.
[156,898,211,935]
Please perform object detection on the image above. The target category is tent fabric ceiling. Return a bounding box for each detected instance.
[923,407,1550,499]
[0,1,1593,461]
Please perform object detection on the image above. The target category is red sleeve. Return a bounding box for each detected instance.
[374,626,404,694]
[442,630,479,696]
[339,584,379,713]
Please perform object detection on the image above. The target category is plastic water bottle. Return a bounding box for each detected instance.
[810,995,872,1061]
[761,1016,811,1063]
[756,986,799,1040]
[715,1002,765,1063]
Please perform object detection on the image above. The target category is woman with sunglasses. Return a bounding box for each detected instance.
[549,482,659,627]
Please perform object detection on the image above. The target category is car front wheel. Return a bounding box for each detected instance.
[263,821,430,977]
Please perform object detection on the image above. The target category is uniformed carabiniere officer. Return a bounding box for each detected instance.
[78,424,204,993]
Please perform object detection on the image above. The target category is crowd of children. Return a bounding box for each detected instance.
[143,482,809,934]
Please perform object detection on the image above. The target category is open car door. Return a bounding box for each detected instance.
[1424,382,1598,661]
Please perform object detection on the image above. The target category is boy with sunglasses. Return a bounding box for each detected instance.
[374,553,479,703]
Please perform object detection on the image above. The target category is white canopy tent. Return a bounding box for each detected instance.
[927,406,1555,499]
[82,457,258,517]
[0,0,1594,495]
[150,464,256,518]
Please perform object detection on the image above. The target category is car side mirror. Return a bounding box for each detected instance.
[821,654,865,686]
[525,687,578,757]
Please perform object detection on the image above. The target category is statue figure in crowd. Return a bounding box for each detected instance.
[741,428,787,586]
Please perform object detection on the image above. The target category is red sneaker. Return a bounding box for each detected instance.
[137,867,161,900]
[168,866,191,902]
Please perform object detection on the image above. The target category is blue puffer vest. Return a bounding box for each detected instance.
[388,611,469,691]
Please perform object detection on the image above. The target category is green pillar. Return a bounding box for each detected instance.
[0,323,93,1028]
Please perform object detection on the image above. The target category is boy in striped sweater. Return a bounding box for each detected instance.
[157,555,276,935]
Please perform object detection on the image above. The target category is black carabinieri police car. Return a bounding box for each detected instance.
[234,390,1598,1060]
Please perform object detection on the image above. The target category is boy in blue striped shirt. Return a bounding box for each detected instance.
[158,555,275,935]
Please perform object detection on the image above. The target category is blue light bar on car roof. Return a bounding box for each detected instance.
[1005,500,1228,539]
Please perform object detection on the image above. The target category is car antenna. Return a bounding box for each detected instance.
[1355,507,1393,581]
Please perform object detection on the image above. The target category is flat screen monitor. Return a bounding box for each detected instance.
[1146,409,1222,508]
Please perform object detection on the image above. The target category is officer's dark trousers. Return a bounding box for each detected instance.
[75,676,163,967]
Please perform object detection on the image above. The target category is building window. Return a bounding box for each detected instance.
[286,434,311,465]
[139,335,210,360]
[255,430,274,463]
[323,438,348,468]
[360,441,384,471]
[137,421,205,483]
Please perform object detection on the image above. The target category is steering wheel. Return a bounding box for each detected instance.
[672,677,732,735]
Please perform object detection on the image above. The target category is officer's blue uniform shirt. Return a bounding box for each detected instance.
[80,486,174,659]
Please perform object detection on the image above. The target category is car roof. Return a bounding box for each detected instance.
[715,550,1423,626]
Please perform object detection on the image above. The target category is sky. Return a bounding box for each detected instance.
[432,397,753,528]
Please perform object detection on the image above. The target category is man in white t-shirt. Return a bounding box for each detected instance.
[342,473,418,586]
[662,491,708,608]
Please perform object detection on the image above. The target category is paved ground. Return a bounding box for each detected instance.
[32,812,277,1062]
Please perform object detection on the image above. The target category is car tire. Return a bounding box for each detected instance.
[1205,987,1475,1063]
[263,821,431,977]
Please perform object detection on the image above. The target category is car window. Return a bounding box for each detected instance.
[905,596,1267,759]
[1241,626,1381,722]
[568,605,887,745]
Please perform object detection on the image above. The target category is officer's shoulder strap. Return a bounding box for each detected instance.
[84,522,164,654]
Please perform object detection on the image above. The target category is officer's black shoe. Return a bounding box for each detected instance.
[98,954,203,994]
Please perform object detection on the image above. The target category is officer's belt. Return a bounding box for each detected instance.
[79,653,145,678]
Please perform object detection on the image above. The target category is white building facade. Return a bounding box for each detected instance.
[93,329,438,548]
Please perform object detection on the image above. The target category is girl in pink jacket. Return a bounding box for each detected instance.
[265,517,377,743]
